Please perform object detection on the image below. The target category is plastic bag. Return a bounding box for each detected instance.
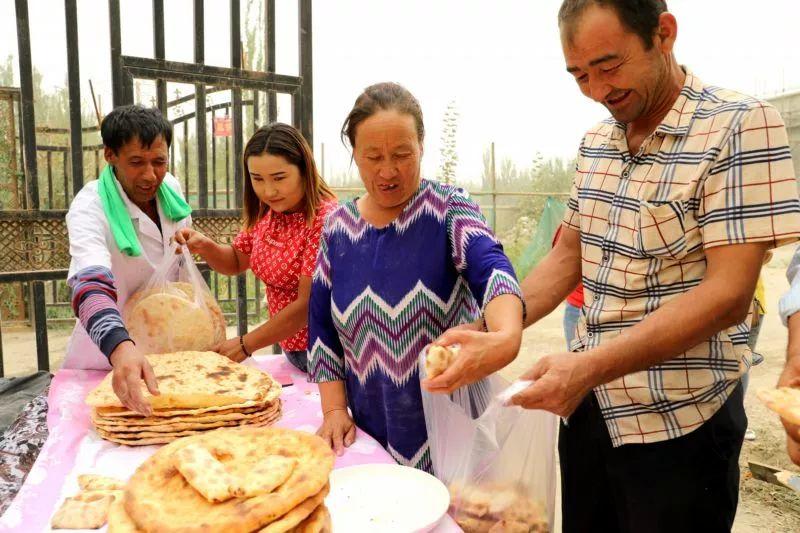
[122,245,227,354]
[419,348,557,533]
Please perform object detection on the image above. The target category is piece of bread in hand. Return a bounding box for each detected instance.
[425,344,460,379]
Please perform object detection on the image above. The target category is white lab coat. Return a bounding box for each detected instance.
[63,172,191,369]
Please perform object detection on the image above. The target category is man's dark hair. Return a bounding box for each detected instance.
[559,0,668,50]
[101,104,173,154]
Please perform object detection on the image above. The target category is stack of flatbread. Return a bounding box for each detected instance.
[123,281,227,354]
[109,427,334,532]
[86,351,282,446]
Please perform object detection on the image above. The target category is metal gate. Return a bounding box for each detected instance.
[1,0,314,375]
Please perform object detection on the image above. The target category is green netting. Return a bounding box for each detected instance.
[512,196,566,277]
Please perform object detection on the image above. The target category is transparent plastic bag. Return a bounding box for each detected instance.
[123,245,226,354]
[419,348,557,533]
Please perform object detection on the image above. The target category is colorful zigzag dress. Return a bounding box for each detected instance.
[308,179,522,471]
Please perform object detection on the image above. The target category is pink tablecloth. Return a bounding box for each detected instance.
[0,355,459,532]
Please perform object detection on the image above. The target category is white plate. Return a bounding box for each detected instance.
[326,464,450,533]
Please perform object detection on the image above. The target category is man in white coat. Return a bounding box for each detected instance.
[65,105,192,415]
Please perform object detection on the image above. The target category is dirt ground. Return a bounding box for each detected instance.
[3,247,800,531]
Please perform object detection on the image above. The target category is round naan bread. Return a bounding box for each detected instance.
[95,397,277,418]
[127,293,214,354]
[93,404,280,434]
[85,351,281,410]
[91,402,275,427]
[758,387,800,425]
[96,410,282,446]
[124,428,334,533]
[287,504,331,533]
[258,486,329,533]
[124,282,226,354]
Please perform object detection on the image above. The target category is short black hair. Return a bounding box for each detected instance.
[101,104,173,154]
[559,0,668,50]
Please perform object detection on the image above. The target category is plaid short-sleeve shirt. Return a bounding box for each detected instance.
[565,70,800,446]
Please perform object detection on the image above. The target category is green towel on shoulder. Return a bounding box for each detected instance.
[98,165,192,257]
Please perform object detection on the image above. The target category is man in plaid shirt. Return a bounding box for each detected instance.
[510,1,800,531]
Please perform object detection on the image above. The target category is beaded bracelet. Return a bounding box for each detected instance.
[239,335,251,358]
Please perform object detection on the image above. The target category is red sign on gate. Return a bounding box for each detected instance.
[213,116,232,137]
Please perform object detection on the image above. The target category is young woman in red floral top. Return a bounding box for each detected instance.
[175,123,336,371]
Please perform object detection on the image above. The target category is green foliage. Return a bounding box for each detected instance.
[487,150,575,272]
[0,55,13,85]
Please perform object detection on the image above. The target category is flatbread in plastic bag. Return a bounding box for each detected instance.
[419,349,557,532]
[124,245,226,354]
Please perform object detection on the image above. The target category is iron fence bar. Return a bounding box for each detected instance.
[211,108,218,208]
[291,90,301,132]
[17,94,27,209]
[0,209,238,220]
[231,0,248,337]
[252,89,259,131]
[35,125,98,134]
[4,92,20,209]
[94,149,101,178]
[185,208,240,217]
[31,281,49,371]
[170,134,175,175]
[324,188,568,198]
[194,0,208,210]
[109,0,123,107]
[46,151,53,208]
[168,87,226,109]
[123,71,134,105]
[266,0,277,122]
[35,145,68,152]
[153,0,167,113]
[15,0,39,210]
[470,191,571,197]
[225,135,231,208]
[62,151,68,206]
[0,271,66,284]
[65,0,84,198]
[183,120,189,195]
[120,57,302,93]
[236,274,247,336]
[213,271,219,308]
[299,0,313,146]
[168,99,252,125]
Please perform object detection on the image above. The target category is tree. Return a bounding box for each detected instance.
[0,55,13,85]
[437,100,459,184]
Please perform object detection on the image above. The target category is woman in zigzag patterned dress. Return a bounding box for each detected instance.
[308,82,525,472]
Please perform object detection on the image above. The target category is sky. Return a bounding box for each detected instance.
[1,0,799,184]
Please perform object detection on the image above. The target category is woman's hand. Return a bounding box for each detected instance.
[421,328,520,394]
[173,228,214,256]
[212,337,249,363]
[316,408,356,456]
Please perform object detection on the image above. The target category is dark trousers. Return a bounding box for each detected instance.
[559,384,746,533]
